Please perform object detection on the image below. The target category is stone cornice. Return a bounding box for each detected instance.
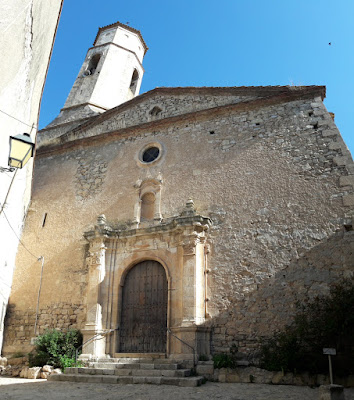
[36,86,326,157]
[84,214,212,242]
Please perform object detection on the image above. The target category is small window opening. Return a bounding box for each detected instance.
[255,122,260,126]
[209,131,215,135]
[313,122,319,130]
[140,192,155,220]
[129,69,139,94]
[308,111,314,117]
[42,213,47,227]
[142,146,160,163]
[85,54,101,75]
[149,106,162,116]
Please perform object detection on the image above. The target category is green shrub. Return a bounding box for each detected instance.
[213,353,237,369]
[260,280,354,375]
[29,329,83,369]
[58,355,83,371]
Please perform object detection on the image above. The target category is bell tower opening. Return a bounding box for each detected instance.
[129,69,139,95]
[86,53,101,75]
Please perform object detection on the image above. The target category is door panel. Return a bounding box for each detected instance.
[119,260,168,353]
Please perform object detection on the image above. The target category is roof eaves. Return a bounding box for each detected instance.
[93,21,148,54]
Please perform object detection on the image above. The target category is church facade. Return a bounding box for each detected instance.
[3,22,354,361]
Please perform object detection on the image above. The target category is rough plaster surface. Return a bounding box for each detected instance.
[4,87,353,359]
[0,0,62,355]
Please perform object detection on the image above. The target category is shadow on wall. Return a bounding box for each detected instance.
[209,225,354,361]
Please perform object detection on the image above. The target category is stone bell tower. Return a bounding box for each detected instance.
[40,22,147,141]
[63,22,147,112]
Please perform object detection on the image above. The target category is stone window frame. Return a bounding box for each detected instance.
[136,141,164,168]
[133,177,163,224]
[147,104,164,121]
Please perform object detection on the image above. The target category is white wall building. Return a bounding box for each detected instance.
[0,0,63,353]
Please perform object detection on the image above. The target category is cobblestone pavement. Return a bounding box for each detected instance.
[1,377,354,400]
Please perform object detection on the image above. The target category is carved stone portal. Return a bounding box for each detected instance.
[82,201,212,359]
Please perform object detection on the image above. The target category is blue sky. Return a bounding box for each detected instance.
[40,0,354,156]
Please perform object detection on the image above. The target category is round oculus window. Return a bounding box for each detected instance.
[142,146,160,163]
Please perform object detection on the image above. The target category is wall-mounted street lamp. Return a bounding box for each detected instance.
[0,133,35,173]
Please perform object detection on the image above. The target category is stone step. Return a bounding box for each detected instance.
[93,358,180,365]
[90,362,181,370]
[49,373,204,387]
[66,367,191,377]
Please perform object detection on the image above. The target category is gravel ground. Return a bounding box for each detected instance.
[1,377,354,400]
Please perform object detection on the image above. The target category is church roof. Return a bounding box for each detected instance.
[37,85,326,156]
[93,21,148,54]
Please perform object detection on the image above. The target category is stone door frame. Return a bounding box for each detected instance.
[81,202,212,360]
[113,256,171,356]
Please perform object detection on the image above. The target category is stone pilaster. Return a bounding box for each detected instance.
[81,236,107,358]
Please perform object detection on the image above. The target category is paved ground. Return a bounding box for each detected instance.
[1,376,354,400]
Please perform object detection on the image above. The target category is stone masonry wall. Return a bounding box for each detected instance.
[39,91,257,146]
[4,92,353,356]
[79,93,257,140]
[3,303,85,354]
[210,227,354,359]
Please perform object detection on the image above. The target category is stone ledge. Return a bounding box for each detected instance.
[212,367,354,387]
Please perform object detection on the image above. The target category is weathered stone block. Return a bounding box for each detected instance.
[343,195,354,207]
[340,175,354,187]
[0,357,7,367]
[27,367,41,379]
[319,384,345,400]
[51,368,62,375]
[42,365,53,373]
[196,363,214,376]
[334,156,351,166]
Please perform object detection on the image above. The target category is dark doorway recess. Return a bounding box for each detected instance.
[119,260,168,353]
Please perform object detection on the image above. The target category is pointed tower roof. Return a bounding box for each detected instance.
[93,21,148,54]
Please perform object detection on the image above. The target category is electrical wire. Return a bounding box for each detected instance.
[0,108,37,129]
[1,208,40,261]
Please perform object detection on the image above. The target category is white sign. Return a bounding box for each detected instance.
[323,348,336,355]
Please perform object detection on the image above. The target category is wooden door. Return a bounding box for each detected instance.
[119,260,168,353]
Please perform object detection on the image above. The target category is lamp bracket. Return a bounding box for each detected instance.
[0,166,15,173]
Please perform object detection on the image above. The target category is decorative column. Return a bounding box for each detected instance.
[170,200,212,358]
[81,215,107,358]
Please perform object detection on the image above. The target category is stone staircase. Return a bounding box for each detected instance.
[49,358,205,387]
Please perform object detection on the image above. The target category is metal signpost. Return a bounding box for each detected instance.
[323,348,336,385]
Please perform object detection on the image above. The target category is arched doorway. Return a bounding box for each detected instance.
[119,260,168,353]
